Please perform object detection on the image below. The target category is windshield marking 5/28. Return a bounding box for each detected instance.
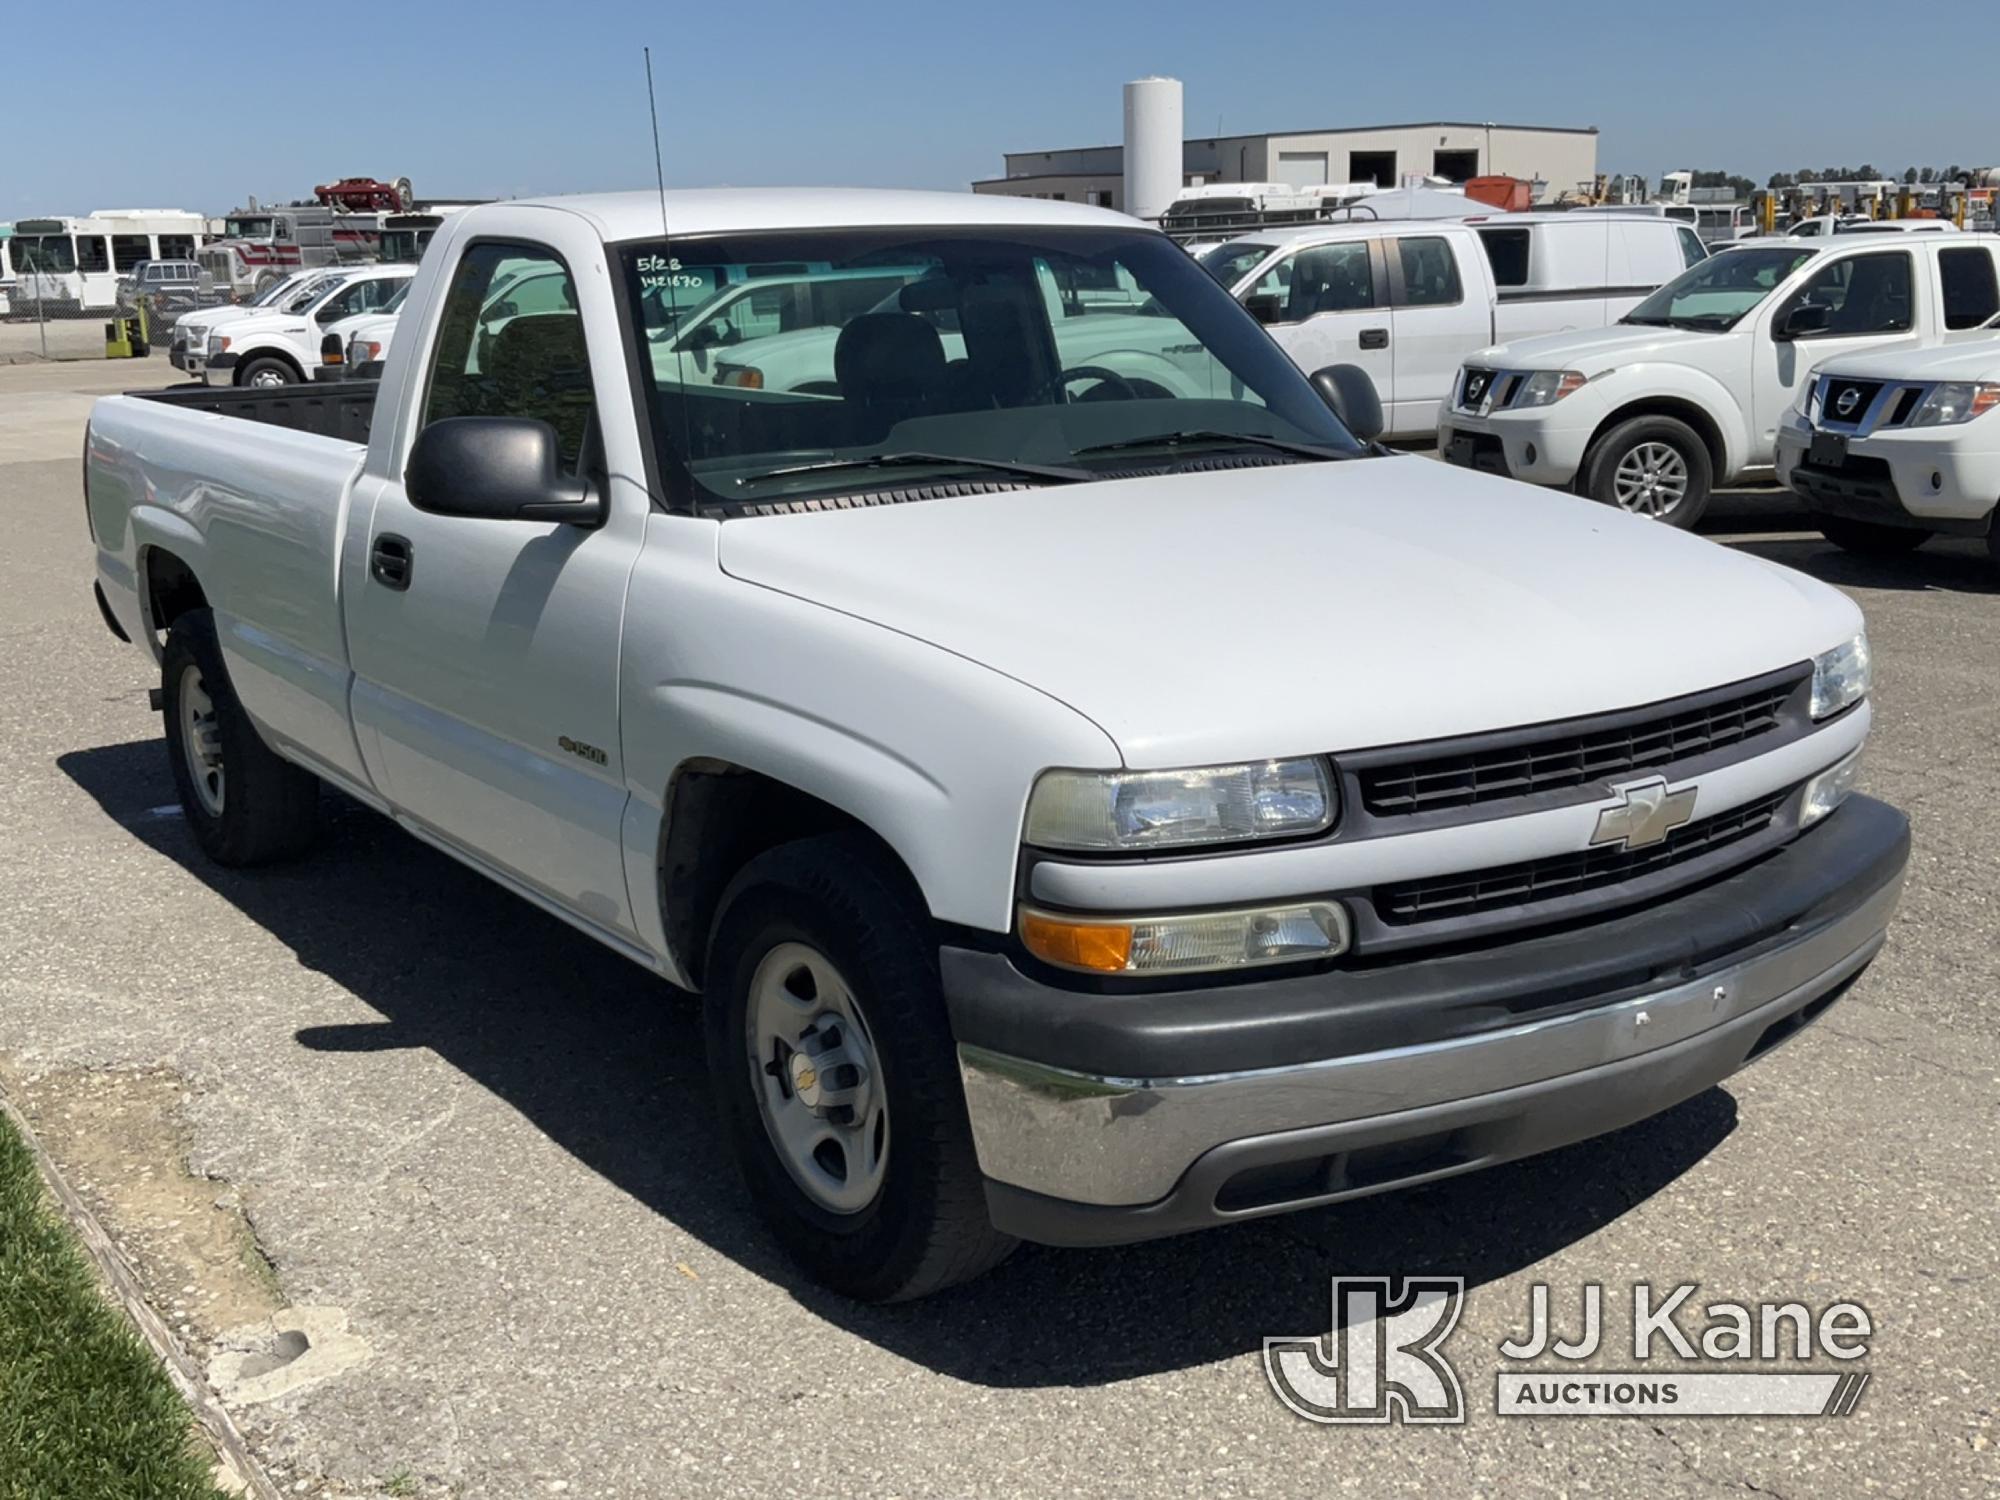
[617,226,1365,514]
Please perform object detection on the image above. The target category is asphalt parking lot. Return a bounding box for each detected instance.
[1,353,1994,1498]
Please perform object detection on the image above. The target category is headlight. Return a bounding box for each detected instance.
[1025,759,1336,852]
[1513,370,1586,408]
[208,331,229,354]
[1019,900,1351,975]
[1801,747,1863,829]
[1810,633,1870,720]
[1906,381,2000,427]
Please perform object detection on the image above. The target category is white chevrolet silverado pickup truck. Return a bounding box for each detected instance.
[86,190,1908,1302]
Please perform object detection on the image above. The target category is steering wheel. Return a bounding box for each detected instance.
[1057,365,1139,402]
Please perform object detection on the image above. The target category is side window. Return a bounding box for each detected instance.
[1396,236,1463,305]
[1284,240,1374,320]
[1677,227,1708,269]
[158,234,194,260]
[424,243,594,470]
[1478,228,1531,289]
[112,235,151,271]
[1939,247,2000,330]
[1784,251,1913,336]
[77,235,111,274]
[1243,256,1293,302]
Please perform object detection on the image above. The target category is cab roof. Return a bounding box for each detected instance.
[498,188,1143,242]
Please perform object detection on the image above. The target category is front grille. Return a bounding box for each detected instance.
[1375,788,1790,924]
[1459,367,1497,409]
[1821,376,1883,424]
[1356,671,1802,818]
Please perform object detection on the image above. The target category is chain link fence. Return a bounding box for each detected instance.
[2,227,233,364]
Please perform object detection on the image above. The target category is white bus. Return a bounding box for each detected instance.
[8,210,209,316]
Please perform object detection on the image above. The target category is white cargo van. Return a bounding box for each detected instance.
[1205,215,1696,437]
[1466,212,1707,341]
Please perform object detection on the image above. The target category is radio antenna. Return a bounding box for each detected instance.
[644,46,698,512]
[645,46,671,243]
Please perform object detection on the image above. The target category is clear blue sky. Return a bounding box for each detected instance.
[6,0,1988,219]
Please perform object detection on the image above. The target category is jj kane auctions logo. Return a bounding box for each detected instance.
[1265,1278,1873,1423]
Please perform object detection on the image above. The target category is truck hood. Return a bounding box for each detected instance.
[716,456,1859,766]
[1813,337,2000,383]
[209,310,309,338]
[1479,322,1735,371]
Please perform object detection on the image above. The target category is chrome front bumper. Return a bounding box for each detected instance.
[955,806,1906,1243]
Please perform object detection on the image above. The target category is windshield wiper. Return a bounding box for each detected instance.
[743,450,1092,486]
[1072,429,1352,463]
[1620,313,1733,333]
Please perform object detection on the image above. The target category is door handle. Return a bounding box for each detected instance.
[1359,328,1390,349]
[370,533,414,591]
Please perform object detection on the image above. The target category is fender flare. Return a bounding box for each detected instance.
[1575,366,1749,480]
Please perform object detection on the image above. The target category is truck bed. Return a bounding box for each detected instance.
[131,381,377,445]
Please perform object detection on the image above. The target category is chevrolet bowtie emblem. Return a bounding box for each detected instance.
[1590,777,1698,851]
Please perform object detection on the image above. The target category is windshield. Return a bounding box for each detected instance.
[1198,240,1275,288]
[12,235,77,274]
[380,281,411,313]
[620,226,1363,513]
[249,274,307,307]
[1621,246,1816,330]
[282,275,340,314]
[226,216,276,239]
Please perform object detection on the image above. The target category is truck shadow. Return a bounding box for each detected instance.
[1727,535,1998,595]
[61,737,1737,1388]
[1701,486,1998,594]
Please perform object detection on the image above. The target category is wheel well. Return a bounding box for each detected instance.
[234,348,304,384]
[658,762,916,991]
[1585,398,1727,481]
[143,548,207,639]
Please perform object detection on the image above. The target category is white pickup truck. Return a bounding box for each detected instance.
[86,189,1907,1301]
[1440,234,2000,526]
[193,264,414,386]
[1775,328,2000,566]
[1198,216,1695,439]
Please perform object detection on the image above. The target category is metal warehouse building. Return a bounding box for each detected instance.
[973,121,1599,210]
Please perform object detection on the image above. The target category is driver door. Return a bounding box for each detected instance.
[1252,239,1394,415]
[1753,249,1918,460]
[343,230,646,940]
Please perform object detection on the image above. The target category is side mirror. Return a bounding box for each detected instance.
[1243,292,1285,326]
[1775,301,1831,340]
[1311,364,1385,444]
[405,417,602,524]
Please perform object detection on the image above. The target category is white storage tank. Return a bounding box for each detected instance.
[1123,77,1183,223]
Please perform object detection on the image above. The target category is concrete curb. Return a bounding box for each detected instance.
[0,1082,285,1500]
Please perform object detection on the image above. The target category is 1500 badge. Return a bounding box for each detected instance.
[558,735,608,766]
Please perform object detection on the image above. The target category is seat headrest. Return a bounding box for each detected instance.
[491,312,586,375]
[834,313,946,401]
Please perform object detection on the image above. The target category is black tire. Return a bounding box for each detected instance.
[161,609,320,866]
[704,832,1016,1301]
[235,356,298,388]
[1581,415,1714,529]
[1812,512,1930,555]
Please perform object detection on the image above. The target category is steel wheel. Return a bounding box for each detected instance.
[247,365,288,388]
[1611,440,1689,518]
[745,942,889,1216]
[177,663,224,815]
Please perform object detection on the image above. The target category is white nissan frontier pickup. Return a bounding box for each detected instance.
[85,190,1908,1301]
